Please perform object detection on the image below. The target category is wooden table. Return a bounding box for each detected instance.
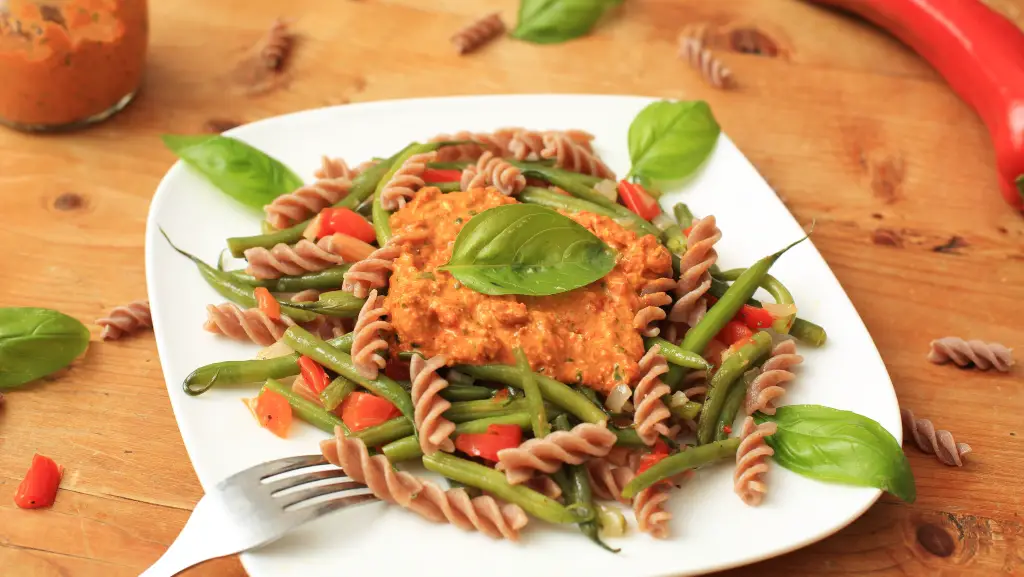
[2,0,1023,575]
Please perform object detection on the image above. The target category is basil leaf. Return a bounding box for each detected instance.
[162,134,303,211]
[512,0,619,44]
[626,100,721,181]
[281,290,366,318]
[440,204,616,296]
[0,308,90,389]
[755,405,916,503]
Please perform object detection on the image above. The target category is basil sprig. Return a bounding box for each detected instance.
[440,204,616,296]
[626,100,721,183]
[756,405,916,503]
[162,135,302,211]
[0,308,90,389]
[512,0,622,44]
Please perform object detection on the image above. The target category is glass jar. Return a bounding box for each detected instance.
[0,0,147,131]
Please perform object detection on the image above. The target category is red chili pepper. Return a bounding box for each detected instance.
[13,454,63,509]
[617,180,661,221]
[455,424,523,462]
[340,392,400,432]
[253,287,280,321]
[805,0,1024,212]
[298,356,330,395]
[315,208,377,243]
[246,388,293,438]
[422,168,463,183]
[716,319,754,347]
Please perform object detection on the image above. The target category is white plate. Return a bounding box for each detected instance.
[145,95,900,577]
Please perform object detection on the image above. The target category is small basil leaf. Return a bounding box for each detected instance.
[162,134,303,211]
[440,204,616,296]
[755,405,916,503]
[280,290,366,318]
[0,308,90,389]
[512,0,618,44]
[626,100,721,181]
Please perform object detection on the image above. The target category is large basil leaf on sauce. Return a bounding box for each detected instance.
[626,100,721,181]
[440,204,616,296]
[0,308,90,389]
[755,405,916,503]
[162,134,303,211]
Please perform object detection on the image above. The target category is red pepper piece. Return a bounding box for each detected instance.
[340,392,401,432]
[384,359,410,382]
[315,208,377,243]
[14,454,63,509]
[422,168,463,183]
[298,356,331,395]
[617,180,661,221]
[716,319,754,347]
[739,305,775,330]
[455,424,523,462]
[254,287,281,321]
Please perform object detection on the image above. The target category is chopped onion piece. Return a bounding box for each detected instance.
[669,390,690,408]
[762,302,798,318]
[597,504,627,538]
[605,384,632,412]
[621,400,635,413]
[594,179,619,202]
[257,339,293,360]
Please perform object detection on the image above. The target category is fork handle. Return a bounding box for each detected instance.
[140,495,222,577]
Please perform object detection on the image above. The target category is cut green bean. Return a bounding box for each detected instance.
[717,268,796,334]
[552,415,618,552]
[669,400,702,422]
[423,452,591,524]
[514,162,601,186]
[715,375,750,442]
[579,387,610,416]
[697,332,772,445]
[373,143,437,246]
[456,365,606,424]
[283,326,415,427]
[663,362,685,391]
[644,338,712,371]
[427,181,461,193]
[320,376,358,411]
[673,203,696,229]
[280,290,365,317]
[514,348,549,438]
[440,385,495,402]
[707,278,827,347]
[263,378,347,435]
[227,266,352,292]
[519,186,620,219]
[621,438,740,499]
[446,369,476,387]
[355,399,531,447]
[383,413,531,462]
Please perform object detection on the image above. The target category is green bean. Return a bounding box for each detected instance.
[226,153,400,257]
[383,413,531,462]
[456,365,606,424]
[355,196,375,218]
[283,326,415,427]
[373,143,439,245]
[669,400,702,422]
[514,161,600,186]
[697,332,772,445]
[514,348,549,438]
[423,452,591,524]
[446,369,476,386]
[320,376,358,412]
[427,161,470,170]
[355,399,531,447]
[427,181,461,193]
[663,362,685,391]
[715,371,753,442]
[263,378,347,435]
[551,415,618,552]
[659,220,687,256]
[519,186,620,219]
[717,268,796,334]
[160,229,318,323]
[621,438,740,499]
[707,278,827,347]
[644,338,712,371]
[227,266,352,292]
[578,387,610,416]
[673,203,696,229]
[282,290,366,317]
[611,427,647,447]
[681,237,806,356]
[440,384,495,402]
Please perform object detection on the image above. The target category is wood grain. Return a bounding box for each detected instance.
[1,0,1022,575]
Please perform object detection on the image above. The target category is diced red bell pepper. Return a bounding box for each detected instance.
[384,359,410,382]
[247,388,293,438]
[716,320,754,347]
[340,392,401,432]
[13,454,63,509]
[617,180,661,221]
[492,388,511,403]
[738,305,775,330]
[637,452,669,475]
[422,168,463,183]
[298,356,331,395]
[455,424,523,462]
[254,287,281,321]
[315,208,376,243]
[652,438,670,455]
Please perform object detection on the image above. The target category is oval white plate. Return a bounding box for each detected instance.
[145,95,900,577]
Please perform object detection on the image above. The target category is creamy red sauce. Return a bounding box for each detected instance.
[385,187,672,392]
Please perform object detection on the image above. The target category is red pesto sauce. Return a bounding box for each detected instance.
[0,0,147,126]
[385,187,673,393]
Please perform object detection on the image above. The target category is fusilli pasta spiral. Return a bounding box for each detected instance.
[678,28,733,90]
[351,290,390,379]
[495,423,617,485]
[244,235,354,279]
[410,354,456,455]
[508,129,595,161]
[460,151,526,196]
[634,485,671,539]
[380,151,438,210]
[927,337,1014,372]
[744,339,803,415]
[450,12,506,55]
[633,277,676,337]
[429,128,520,162]
[259,19,292,71]
[526,476,563,501]
[669,215,721,325]
[734,416,776,506]
[203,303,295,346]
[320,432,529,540]
[342,242,402,298]
[633,346,673,445]
[96,300,152,340]
[540,132,615,179]
[901,408,971,467]
[586,459,635,503]
[312,156,364,180]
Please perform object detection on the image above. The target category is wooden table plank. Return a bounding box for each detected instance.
[1,0,1022,575]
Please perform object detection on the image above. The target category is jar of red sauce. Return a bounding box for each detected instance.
[0,0,147,131]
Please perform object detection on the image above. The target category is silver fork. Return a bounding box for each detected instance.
[141,454,377,577]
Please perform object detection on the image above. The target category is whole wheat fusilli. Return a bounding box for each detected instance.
[495,423,616,485]
[669,215,721,325]
[451,12,506,55]
[634,485,671,538]
[634,346,673,445]
[734,416,776,506]
[634,277,676,337]
[342,242,402,298]
[508,129,595,161]
[745,339,803,415]
[203,303,295,346]
[540,132,615,179]
[260,19,292,71]
[460,151,526,196]
[96,300,152,340]
[927,337,1014,372]
[526,476,563,501]
[586,459,635,503]
[678,28,733,90]
[320,432,529,540]
[351,290,390,379]
[429,128,520,162]
[410,354,456,455]
[244,235,353,279]
[901,408,971,467]
[380,151,438,211]
[312,156,363,181]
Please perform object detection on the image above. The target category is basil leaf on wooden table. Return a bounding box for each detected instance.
[0,308,90,389]
[440,204,616,296]
[162,134,302,210]
[755,404,916,503]
[512,0,621,44]
[626,100,721,181]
